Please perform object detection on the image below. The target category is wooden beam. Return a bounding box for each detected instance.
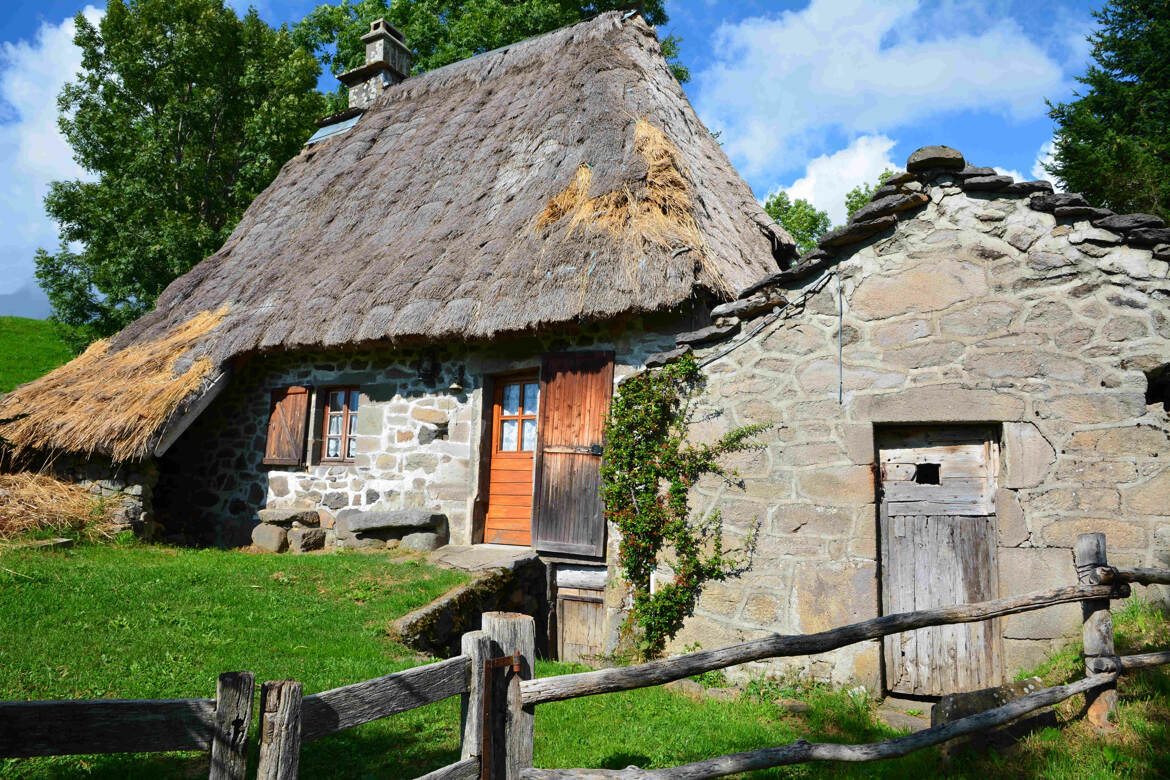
[521,582,1124,706]
[0,698,215,757]
[1077,533,1118,731]
[461,631,491,761]
[416,757,480,780]
[209,671,254,780]
[518,675,1115,779]
[483,612,535,780]
[1087,651,1170,674]
[257,680,302,780]
[301,656,470,742]
[1111,566,1170,586]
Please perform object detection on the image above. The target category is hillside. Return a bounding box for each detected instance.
[0,317,73,394]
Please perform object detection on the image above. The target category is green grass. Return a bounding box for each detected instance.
[0,317,73,393]
[1,541,1167,779]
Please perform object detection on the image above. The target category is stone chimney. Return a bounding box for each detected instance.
[337,18,412,110]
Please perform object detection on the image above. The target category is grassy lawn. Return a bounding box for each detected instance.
[1,540,1167,779]
[0,317,73,394]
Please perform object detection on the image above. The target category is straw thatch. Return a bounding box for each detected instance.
[3,12,791,461]
[0,472,124,541]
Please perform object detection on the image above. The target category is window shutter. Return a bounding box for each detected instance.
[263,386,310,467]
[532,351,614,557]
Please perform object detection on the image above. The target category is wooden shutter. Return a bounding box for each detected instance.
[263,386,310,466]
[532,351,614,557]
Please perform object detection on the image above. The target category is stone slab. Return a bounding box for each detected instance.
[288,526,325,553]
[906,145,964,172]
[932,677,1044,726]
[336,509,447,535]
[257,507,320,526]
[1002,422,1056,489]
[251,523,288,553]
[400,530,447,552]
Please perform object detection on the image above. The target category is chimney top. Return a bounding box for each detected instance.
[337,17,412,110]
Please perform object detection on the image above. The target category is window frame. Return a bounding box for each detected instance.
[320,385,361,463]
[492,373,540,456]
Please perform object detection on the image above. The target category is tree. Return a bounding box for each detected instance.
[37,0,326,349]
[295,0,687,114]
[763,191,830,254]
[843,169,897,221]
[1046,0,1169,220]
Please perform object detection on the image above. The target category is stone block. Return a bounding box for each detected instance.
[998,548,1078,639]
[1053,459,1138,485]
[906,145,964,172]
[849,261,988,321]
[1040,517,1145,550]
[322,491,349,511]
[794,561,877,633]
[269,475,290,497]
[400,530,447,552]
[796,466,875,506]
[1027,487,1120,514]
[336,509,447,535]
[257,507,320,526]
[840,423,875,464]
[251,523,288,553]
[1001,422,1056,489]
[289,526,326,553]
[774,504,854,536]
[1037,394,1147,424]
[1066,427,1170,458]
[317,509,336,530]
[743,593,781,624]
[356,405,384,435]
[1123,469,1170,515]
[411,407,448,424]
[405,453,439,472]
[854,384,1024,423]
[996,489,1028,547]
[932,677,1044,726]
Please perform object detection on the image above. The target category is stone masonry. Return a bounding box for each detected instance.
[608,151,1170,691]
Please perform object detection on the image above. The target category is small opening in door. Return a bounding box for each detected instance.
[913,463,941,484]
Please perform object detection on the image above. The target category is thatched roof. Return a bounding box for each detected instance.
[0,11,792,461]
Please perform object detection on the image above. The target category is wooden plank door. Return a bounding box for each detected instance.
[532,351,615,557]
[483,373,540,546]
[878,426,1003,697]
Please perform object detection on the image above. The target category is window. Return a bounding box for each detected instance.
[322,387,360,462]
[496,379,539,453]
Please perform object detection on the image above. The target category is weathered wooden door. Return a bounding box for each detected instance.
[532,351,614,557]
[878,426,1003,696]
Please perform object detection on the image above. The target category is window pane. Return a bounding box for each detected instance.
[523,383,539,415]
[326,437,340,459]
[521,418,537,451]
[500,419,518,451]
[346,437,356,459]
[347,414,357,435]
[349,390,360,411]
[502,384,520,416]
[329,390,345,410]
[328,414,342,435]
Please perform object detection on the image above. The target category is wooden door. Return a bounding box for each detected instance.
[878,426,1003,697]
[532,351,614,557]
[557,589,606,663]
[483,373,540,546]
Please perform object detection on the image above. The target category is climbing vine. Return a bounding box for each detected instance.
[601,353,767,659]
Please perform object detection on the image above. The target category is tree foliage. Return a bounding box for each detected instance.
[1046,0,1170,220]
[763,191,830,254]
[601,354,764,659]
[843,169,897,221]
[294,0,686,114]
[36,0,325,349]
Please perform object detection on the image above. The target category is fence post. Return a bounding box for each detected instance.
[256,680,303,780]
[1076,533,1118,730]
[209,671,254,780]
[460,629,491,762]
[482,612,535,780]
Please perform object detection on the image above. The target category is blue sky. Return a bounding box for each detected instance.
[0,0,1099,318]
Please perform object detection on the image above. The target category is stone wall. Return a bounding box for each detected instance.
[49,454,158,536]
[156,315,686,547]
[617,165,1170,690]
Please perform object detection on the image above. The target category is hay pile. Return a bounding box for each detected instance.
[537,119,718,291]
[0,308,226,462]
[0,472,122,541]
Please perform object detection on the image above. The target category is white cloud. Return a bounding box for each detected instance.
[1031,140,1057,184]
[993,166,1025,182]
[693,0,1067,182]
[778,135,898,226]
[0,7,101,311]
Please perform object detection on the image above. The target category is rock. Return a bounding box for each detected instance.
[1125,227,1170,247]
[906,145,965,172]
[257,507,320,526]
[664,679,705,702]
[1053,205,1113,220]
[1092,213,1165,232]
[711,292,785,320]
[1154,244,1170,261]
[336,509,447,535]
[877,709,929,732]
[870,183,899,200]
[932,677,1044,726]
[705,687,739,702]
[1029,192,1088,212]
[1001,180,1053,195]
[850,193,929,222]
[400,530,447,552]
[345,535,385,550]
[883,170,916,186]
[288,526,325,553]
[385,538,401,550]
[775,698,810,714]
[961,175,1014,192]
[736,250,834,298]
[818,215,897,248]
[411,407,448,424]
[322,492,348,511]
[644,345,691,369]
[675,322,740,347]
[251,523,288,553]
[954,165,997,179]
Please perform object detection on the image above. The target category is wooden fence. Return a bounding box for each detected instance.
[2,532,1168,779]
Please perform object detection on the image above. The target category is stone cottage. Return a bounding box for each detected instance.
[1,11,1167,697]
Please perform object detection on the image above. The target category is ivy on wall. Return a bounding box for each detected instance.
[601,354,767,659]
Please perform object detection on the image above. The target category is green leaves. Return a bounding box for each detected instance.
[38,0,326,349]
[1046,0,1170,220]
[763,191,830,254]
[601,354,764,659]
